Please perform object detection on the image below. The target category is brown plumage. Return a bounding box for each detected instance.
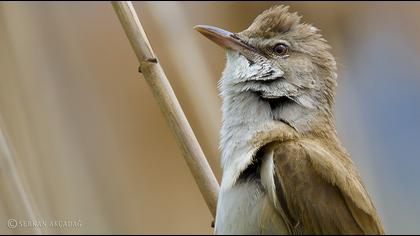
[195,5,385,235]
[265,133,384,234]
[251,7,384,234]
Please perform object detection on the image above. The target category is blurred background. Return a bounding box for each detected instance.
[0,1,419,234]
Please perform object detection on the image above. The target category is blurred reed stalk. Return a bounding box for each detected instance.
[0,115,43,234]
[111,1,220,218]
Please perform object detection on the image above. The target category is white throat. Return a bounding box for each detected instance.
[217,51,315,190]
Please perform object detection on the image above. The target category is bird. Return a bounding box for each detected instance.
[194,5,385,235]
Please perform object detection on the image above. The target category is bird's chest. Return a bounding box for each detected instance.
[215,167,288,234]
[216,120,296,234]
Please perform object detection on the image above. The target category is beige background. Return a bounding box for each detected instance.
[0,1,419,234]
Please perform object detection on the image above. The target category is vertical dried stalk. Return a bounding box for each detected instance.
[0,116,43,234]
[111,1,219,217]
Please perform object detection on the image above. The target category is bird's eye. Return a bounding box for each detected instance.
[273,43,289,56]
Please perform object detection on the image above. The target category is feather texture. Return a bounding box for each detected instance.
[260,139,385,234]
[200,4,386,235]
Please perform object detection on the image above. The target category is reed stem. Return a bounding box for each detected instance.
[111,1,220,218]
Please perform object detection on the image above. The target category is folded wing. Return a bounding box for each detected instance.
[267,140,384,235]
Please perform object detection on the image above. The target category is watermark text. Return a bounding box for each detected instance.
[7,218,82,229]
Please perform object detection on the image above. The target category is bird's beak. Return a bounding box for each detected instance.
[194,25,256,53]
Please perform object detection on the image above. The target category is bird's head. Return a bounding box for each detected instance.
[195,5,337,132]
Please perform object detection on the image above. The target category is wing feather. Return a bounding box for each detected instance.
[267,140,384,235]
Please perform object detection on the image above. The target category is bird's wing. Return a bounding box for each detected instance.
[265,139,385,235]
